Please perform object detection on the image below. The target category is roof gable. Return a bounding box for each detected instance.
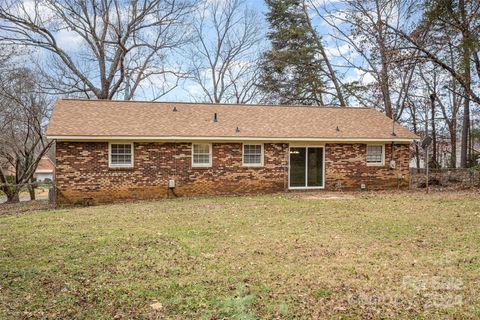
[36,157,55,172]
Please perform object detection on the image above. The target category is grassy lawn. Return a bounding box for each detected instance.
[1,192,479,319]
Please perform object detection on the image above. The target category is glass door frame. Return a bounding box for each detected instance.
[288,145,325,190]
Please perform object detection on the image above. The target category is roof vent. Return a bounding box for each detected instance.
[172,106,177,112]
[336,126,340,132]
[214,113,218,122]
[235,126,240,133]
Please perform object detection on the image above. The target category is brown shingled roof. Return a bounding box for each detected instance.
[46,99,417,141]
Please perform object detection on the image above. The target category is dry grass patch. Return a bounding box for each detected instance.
[0,200,53,216]
[0,192,479,319]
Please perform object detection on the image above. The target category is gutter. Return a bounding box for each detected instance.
[47,135,416,143]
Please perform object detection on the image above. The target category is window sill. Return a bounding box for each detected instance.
[366,163,385,167]
[108,166,135,171]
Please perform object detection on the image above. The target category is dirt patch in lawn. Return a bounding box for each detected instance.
[0,200,53,215]
[288,191,358,200]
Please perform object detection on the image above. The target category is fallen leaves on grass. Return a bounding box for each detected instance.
[0,191,479,319]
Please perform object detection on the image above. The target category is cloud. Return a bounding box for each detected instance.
[344,68,376,85]
[55,29,84,52]
[21,0,53,19]
[324,43,352,57]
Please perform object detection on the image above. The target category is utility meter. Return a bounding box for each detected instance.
[389,160,396,169]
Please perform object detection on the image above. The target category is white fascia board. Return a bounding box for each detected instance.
[47,135,415,143]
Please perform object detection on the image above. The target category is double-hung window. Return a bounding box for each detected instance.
[243,144,263,166]
[109,143,133,167]
[192,143,212,167]
[366,145,384,165]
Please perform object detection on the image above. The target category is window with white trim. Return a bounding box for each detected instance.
[243,144,263,166]
[192,143,211,167]
[109,143,133,167]
[366,145,384,164]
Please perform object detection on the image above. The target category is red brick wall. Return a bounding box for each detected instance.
[55,141,410,205]
[325,143,410,190]
[55,142,289,205]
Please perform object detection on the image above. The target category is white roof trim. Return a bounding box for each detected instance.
[35,169,53,173]
[47,135,415,143]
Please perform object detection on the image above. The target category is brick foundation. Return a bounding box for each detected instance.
[55,141,410,205]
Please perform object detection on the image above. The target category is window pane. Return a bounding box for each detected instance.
[307,148,323,187]
[244,155,261,164]
[193,154,210,164]
[367,145,383,163]
[192,144,211,165]
[244,144,261,155]
[289,147,306,187]
[243,144,262,164]
[194,143,210,154]
[110,144,132,166]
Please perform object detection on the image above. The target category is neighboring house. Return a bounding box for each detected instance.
[410,139,480,169]
[1,157,55,182]
[46,99,417,205]
[0,160,15,177]
[34,157,55,182]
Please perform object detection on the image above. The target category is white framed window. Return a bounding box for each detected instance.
[366,145,385,165]
[243,144,263,166]
[109,143,133,167]
[192,143,212,167]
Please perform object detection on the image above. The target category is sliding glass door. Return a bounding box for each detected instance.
[289,147,324,189]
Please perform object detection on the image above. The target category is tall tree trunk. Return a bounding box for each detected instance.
[410,103,421,172]
[379,63,393,118]
[430,94,437,167]
[28,177,36,201]
[460,0,471,168]
[450,121,457,168]
[4,188,20,203]
[301,1,346,106]
[474,52,480,81]
[468,123,473,163]
[461,92,470,167]
[376,10,393,118]
[317,44,346,106]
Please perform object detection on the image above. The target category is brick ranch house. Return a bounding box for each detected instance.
[46,99,418,205]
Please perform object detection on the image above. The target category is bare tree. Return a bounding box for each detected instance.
[303,1,346,106]
[381,0,480,167]
[0,67,53,203]
[0,0,196,100]
[187,0,264,103]
[418,58,463,168]
[310,0,418,118]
